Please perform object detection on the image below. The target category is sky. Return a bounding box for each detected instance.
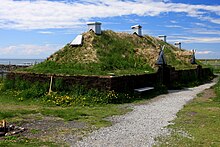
[0,0,220,59]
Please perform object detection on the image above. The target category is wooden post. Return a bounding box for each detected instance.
[48,76,53,95]
[1,120,7,134]
[3,120,6,133]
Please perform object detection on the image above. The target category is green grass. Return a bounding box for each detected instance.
[0,137,61,147]
[20,30,196,76]
[40,105,130,128]
[19,61,156,76]
[199,59,220,74]
[163,47,195,70]
[0,88,130,127]
[156,77,220,146]
[3,77,167,106]
[0,80,131,146]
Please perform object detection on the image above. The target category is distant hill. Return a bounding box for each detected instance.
[23,30,196,76]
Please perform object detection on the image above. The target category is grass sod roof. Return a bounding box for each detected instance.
[23,30,197,76]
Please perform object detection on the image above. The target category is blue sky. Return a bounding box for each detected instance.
[0,0,220,59]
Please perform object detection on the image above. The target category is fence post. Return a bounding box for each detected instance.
[48,76,53,95]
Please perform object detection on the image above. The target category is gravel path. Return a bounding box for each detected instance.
[73,81,216,147]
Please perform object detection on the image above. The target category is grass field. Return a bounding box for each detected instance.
[0,79,131,146]
[199,59,220,73]
[156,77,220,146]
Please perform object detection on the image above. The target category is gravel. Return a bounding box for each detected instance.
[73,81,216,147]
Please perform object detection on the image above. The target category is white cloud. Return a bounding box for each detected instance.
[196,51,214,55]
[185,37,220,43]
[0,0,220,30]
[170,20,177,23]
[190,29,220,35]
[165,25,183,28]
[38,31,54,34]
[0,44,62,58]
[194,23,207,27]
[169,36,220,43]
[201,16,220,24]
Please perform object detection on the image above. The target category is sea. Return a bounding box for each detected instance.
[0,59,45,66]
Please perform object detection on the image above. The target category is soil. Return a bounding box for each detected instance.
[19,113,87,145]
[197,88,216,102]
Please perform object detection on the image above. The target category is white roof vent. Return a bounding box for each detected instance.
[174,42,181,49]
[87,22,102,35]
[70,35,83,46]
[158,35,167,42]
[131,24,142,36]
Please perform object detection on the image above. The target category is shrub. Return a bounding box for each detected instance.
[3,78,49,99]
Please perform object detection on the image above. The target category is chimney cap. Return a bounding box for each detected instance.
[87,22,102,25]
[131,24,142,29]
[174,42,181,45]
